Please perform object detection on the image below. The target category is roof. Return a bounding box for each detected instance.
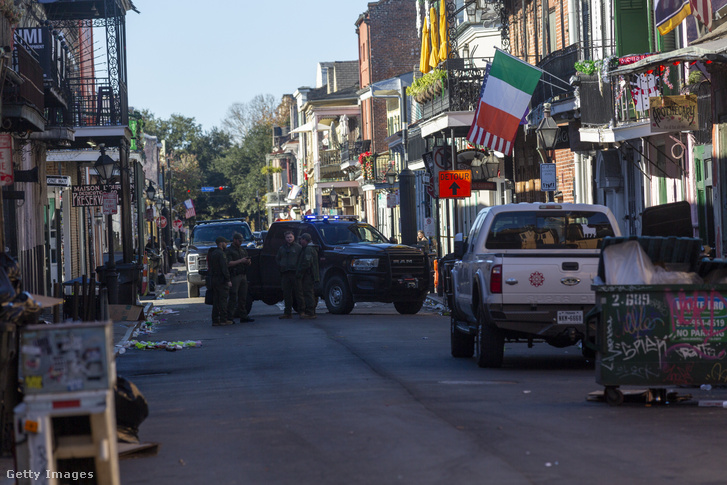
[610,22,727,76]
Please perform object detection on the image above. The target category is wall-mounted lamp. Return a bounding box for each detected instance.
[94,144,116,184]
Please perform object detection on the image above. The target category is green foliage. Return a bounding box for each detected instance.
[406,68,447,98]
[261,166,283,175]
[574,60,597,75]
[688,70,704,84]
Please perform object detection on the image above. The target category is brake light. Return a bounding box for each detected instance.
[490,265,502,294]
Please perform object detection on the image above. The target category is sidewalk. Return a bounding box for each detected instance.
[0,268,181,483]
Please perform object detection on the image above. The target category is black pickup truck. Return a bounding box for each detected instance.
[184,218,255,298]
[246,216,430,314]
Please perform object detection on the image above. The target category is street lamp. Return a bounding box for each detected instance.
[385,167,397,186]
[94,145,119,303]
[145,181,156,201]
[536,103,560,202]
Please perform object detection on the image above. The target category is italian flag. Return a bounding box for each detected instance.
[467,49,542,155]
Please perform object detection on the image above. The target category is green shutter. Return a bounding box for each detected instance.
[615,0,652,56]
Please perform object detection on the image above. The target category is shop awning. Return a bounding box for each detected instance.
[289,121,331,134]
[609,22,727,76]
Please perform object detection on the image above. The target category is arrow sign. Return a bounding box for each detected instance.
[438,170,472,198]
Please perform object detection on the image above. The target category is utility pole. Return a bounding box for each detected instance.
[399,85,417,246]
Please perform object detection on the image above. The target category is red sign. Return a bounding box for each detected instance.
[173,219,183,230]
[0,134,13,186]
[157,216,167,228]
[102,192,118,215]
[438,170,472,198]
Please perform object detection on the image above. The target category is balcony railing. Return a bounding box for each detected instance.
[3,37,46,132]
[319,148,347,182]
[340,139,371,164]
[70,77,128,127]
[13,44,45,111]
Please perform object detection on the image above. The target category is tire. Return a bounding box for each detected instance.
[187,282,199,298]
[605,386,624,406]
[393,299,424,315]
[245,289,254,315]
[474,302,504,368]
[324,275,354,315]
[581,339,596,361]
[451,316,475,358]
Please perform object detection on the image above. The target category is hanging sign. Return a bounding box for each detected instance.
[438,170,472,198]
[71,184,121,207]
[0,134,12,186]
[102,192,118,215]
[540,163,557,191]
[649,94,698,132]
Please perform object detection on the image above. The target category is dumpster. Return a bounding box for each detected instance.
[589,236,727,405]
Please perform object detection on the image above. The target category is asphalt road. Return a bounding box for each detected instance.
[114,272,727,485]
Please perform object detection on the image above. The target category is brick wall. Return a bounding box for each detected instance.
[506,0,573,204]
[358,0,420,155]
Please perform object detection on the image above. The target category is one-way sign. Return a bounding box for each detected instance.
[438,170,472,198]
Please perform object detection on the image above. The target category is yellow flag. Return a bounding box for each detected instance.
[438,0,448,61]
[420,20,431,74]
[428,6,440,68]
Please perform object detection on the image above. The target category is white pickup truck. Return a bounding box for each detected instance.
[448,203,621,367]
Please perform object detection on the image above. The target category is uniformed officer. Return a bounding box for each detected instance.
[226,233,254,323]
[296,233,320,319]
[275,230,303,318]
[208,236,233,326]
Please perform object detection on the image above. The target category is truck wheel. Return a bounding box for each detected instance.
[393,299,424,314]
[187,282,199,298]
[451,316,475,358]
[324,276,354,314]
[245,289,254,315]
[475,304,504,368]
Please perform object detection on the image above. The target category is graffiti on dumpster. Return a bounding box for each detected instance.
[599,288,727,385]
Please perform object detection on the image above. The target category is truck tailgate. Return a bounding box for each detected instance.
[500,254,599,305]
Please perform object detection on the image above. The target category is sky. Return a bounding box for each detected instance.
[125,1,374,133]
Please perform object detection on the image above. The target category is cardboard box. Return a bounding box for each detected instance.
[108,304,145,322]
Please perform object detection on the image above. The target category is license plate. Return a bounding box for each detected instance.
[557,311,583,324]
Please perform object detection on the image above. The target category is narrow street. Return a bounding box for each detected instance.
[114,269,727,485]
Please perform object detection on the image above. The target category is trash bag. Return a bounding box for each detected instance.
[115,376,149,444]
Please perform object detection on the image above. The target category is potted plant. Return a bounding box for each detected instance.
[407,68,447,103]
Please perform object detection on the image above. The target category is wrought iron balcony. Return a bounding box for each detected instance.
[69,77,128,127]
[319,148,347,182]
[340,139,371,164]
[3,36,46,132]
[415,60,484,121]
[531,44,579,109]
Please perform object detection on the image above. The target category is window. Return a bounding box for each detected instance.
[486,211,616,250]
[548,9,557,53]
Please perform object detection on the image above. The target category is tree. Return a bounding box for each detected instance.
[224,94,279,144]
[140,110,203,152]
